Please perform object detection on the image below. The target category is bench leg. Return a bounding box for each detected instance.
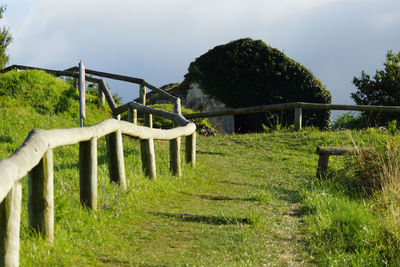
[316,155,329,178]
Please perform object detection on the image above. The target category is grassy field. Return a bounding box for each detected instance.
[2,70,400,266]
[6,126,399,266]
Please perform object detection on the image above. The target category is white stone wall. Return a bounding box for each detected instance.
[185,83,235,133]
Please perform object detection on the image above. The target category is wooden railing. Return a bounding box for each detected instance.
[0,65,196,266]
[184,102,400,130]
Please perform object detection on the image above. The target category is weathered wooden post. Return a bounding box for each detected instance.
[316,154,330,179]
[0,183,22,267]
[127,108,138,124]
[28,149,54,243]
[294,107,302,131]
[139,84,157,179]
[185,132,196,167]
[98,87,105,105]
[106,129,127,190]
[170,99,182,176]
[139,84,152,127]
[141,138,157,179]
[79,137,98,210]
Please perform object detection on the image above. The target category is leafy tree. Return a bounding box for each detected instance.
[0,6,11,68]
[351,50,400,126]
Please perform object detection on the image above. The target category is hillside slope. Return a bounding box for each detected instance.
[0,70,111,158]
[1,70,399,266]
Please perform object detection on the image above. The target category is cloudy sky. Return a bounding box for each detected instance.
[2,0,400,110]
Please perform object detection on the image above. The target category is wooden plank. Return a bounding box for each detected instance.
[316,146,375,155]
[185,132,196,167]
[315,146,375,178]
[0,182,22,267]
[98,79,117,111]
[28,149,54,243]
[79,137,98,210]
[184,103,299,119]
[106,130,126,190]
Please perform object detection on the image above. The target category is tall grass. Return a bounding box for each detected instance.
[302,135,400,266]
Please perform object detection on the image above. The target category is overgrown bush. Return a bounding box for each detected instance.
[187,38,331,131]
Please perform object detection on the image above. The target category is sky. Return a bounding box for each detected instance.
[2,0,400,115]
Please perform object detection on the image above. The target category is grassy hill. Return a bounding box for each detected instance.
[1,70,400,266]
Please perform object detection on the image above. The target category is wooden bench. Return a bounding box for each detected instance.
[316,146,375,178]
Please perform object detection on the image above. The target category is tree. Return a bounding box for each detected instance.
[351,50,400,126]
[0,6,11,68]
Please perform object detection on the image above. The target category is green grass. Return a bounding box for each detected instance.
[11,126,399,266]
[2,70,400,266]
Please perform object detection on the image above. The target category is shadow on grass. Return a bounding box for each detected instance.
[271,186,301,204]
[197,150,225,156]
[182,192,259,202]
[219,181,300,203]
[98,256,168,267]
[151,212,255,225]
[219,180,269,190]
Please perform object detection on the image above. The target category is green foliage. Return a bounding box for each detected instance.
[187,38,331,131]
[331,112,367,130]
[0,6,11,68]
[388,120,397,135]
[0,70,104,116]
[351,50,400,126]
[302,188,387,266]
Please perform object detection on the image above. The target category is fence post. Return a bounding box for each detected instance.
[170,99,182,176]
[141,138,157,179]
[106,129,127,190]
[0,182,22,267]
[140,84,152,127]
[98,88,105,105]
[127,108,138,125]
[28,149,54,243]
[185,132,196,167]
[316,154,330,179]
[294,107,302,131]
[139,83,156,178]
[79,137,98,210]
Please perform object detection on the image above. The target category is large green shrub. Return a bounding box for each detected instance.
[187,38,331,131]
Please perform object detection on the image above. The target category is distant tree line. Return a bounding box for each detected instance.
[0,6,11,68]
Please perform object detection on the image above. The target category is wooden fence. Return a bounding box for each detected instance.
[184,102,400,130]
[0,65,196,266]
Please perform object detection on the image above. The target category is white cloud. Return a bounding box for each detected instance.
[2,0,400,103]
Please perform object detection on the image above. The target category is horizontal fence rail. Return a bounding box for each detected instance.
[0,118,195,203]
[184,102,400,130]
[184,102,400,119]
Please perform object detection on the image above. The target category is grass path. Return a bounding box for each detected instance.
[19,133,318,266]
